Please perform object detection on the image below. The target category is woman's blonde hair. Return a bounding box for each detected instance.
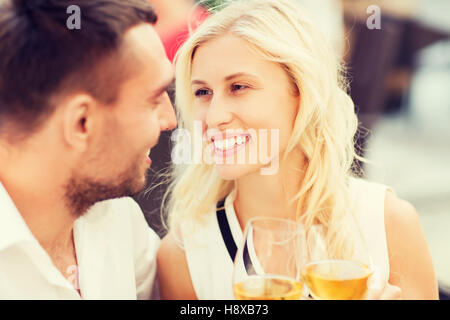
[165,0,366,259]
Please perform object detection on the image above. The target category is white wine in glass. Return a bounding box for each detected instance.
[232,217,306,300]
[234,275,304,300]
[301,223,373,300]
[302,260,372,300]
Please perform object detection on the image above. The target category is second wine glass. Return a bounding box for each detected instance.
[301,219,374,300]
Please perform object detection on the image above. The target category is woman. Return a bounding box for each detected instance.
[157,0,438,300]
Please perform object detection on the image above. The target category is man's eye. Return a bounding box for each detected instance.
[153,92,167,104]
[194,89,211,97]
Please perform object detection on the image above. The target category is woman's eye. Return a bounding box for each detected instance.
[194,89,211,97]
[231,84,249,92]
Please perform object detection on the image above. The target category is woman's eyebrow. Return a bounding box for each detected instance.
[191,79,208,86]
[191,72,260,86]
[224,72,260,82]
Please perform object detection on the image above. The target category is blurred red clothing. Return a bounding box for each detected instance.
[158,5,209,63]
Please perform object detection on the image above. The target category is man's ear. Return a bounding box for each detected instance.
[61,94,99,151]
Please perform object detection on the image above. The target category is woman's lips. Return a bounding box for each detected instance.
[212,134,251,158]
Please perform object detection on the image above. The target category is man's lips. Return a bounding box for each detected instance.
[146,148,153,166]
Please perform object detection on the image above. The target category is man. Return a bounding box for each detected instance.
[0,0,177,299]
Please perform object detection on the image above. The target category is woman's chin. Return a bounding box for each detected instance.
[214,163,260,181]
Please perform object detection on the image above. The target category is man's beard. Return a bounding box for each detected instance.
[64,163,148,217]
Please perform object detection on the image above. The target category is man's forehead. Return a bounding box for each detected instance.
[121,24,173,77]
[119,24,174,93]
[123,24,167,63]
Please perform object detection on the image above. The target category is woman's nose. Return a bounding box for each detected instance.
[205,95,233,129]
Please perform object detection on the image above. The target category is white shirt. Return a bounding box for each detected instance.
[0,182,160,300]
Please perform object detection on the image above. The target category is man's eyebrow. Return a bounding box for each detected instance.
[151,77,175,99]
[191,72,260,86]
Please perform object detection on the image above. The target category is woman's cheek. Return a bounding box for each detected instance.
[196,109,209,134]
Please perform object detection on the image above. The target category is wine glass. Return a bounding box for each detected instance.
[300,217,374,300]
[232,217,307,300]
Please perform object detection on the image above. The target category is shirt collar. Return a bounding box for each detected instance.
[224,188,244,245]
[0,181,36,251]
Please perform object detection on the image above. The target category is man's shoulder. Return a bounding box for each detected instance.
[83,197,141,220]
[79,196,159,248]
[80,197,147,235]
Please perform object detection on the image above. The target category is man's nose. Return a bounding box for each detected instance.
[158,93,178,131]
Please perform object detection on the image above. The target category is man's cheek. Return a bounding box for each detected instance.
[149,124,161,146]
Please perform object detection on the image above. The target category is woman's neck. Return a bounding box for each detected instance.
[233,148,307,231]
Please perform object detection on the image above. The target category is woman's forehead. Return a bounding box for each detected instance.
[190,34,282,82]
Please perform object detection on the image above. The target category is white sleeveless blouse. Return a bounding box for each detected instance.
[182,177,392,300]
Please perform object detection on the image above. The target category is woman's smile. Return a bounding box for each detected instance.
[212,133,251,158]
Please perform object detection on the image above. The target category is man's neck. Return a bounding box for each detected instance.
[0,128,81,293]
[4,178,75,247]
[1,170,80,290]
[0,151,76,254]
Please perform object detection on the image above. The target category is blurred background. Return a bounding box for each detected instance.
[134,0,450,299]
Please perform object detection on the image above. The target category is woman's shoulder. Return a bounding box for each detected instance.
[158,230,185,270]
[383,190,422,252]
[347,176,393,211]
[348,176,390,190]
[348,176,419,227]
[347,176,417,221]
[157,230,197,299]
[382,189,438,298]
[383,189,418,228]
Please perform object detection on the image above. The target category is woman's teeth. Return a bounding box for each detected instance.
[213,136,249,150]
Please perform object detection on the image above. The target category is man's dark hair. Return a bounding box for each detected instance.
[0,0,157,140]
